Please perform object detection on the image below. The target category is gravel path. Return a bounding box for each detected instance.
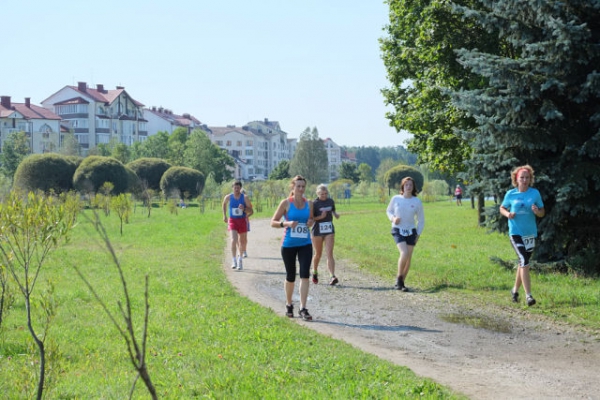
[223,219,600,399]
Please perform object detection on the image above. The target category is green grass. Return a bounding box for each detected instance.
[333,198,600,330]
[0,203,460,399]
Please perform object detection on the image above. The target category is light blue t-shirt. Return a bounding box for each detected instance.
[501,187,544,237]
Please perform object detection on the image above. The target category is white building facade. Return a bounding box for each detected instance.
[0,96,61,154]
[41,82,148,154]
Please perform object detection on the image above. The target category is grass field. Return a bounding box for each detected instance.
[0,196,598,398]
[0,200,461,399]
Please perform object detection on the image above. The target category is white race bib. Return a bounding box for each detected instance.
[319,222,333,234]
[232,208,243,216]
[290,223,310,238]
[400,228,412,237]
[522,235,535,251]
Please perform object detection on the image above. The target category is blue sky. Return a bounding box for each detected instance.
[2,0,410,148]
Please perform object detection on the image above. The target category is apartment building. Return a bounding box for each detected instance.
[0,96,61,154]
[324,137,342,181]
[41,82,148,154]
[207,118,294,181]
[144,106,202,135]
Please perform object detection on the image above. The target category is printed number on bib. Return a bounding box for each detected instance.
[400,228,412,237]
[522,235,535,251]
[290,223,310,239]
[232,208,243,216]
[319,222,333,234]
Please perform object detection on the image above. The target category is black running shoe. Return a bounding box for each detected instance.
[394,276,404,290]
[286,304,294,318]
[526,295,536,307]
[511,290,519,303]
[401,285,409,292]
[329,276,339,286]
[299,308,313,321]
[312,272,319,284]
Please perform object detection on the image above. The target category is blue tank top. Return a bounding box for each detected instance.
[282,197,312,248]
[228,193,246,219]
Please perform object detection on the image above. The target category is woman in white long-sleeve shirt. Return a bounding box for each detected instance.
[386,177,425,291]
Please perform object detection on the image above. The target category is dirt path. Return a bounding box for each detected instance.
[223,219,600,399]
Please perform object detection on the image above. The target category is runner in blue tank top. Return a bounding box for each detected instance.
[271,175,315,321]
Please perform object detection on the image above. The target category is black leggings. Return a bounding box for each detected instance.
[281,244,313,282]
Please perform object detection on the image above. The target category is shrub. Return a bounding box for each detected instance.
[13,153,78,194]
[73,156,129,195]
[160,167,205,199]
[127,158,171,191]
[384,165,424,192]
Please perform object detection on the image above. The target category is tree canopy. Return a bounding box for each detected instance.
[289,127,328,184]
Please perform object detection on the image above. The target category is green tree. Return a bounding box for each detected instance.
[384,165,424,193]
[355,146,381,172]
[0,191,78,400]
[127,158,172,192]
[59,131,81,156]
[73,156,130,195]
[338,162,360,183]
[138,131,170,159]
[13,153,78,194]
[160,166,205,200]
[168,127,188,166]
[358,163,373,182]
[289,127,328,184]
[184,129,233,184]
[1,131,30,179]
[112,142,131,164]
[269,160,291,180]
[375,158,401,186]
[450,0,600,271]
[380,0,500,174]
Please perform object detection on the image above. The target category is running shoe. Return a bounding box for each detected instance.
[526,295,536,306]
[243,251,248,258]
[286,304,294,318]
[401,285,409,292]
[237,256,243,271]
[312,272,319,284]
[511,290,519,303]
[299,308,313,321]
[329,276,339,286]
[394,276,404,290]
[231,259,237,269]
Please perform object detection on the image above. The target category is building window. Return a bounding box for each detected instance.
[237,140,242,146]
[246,140,253,146]
[226,141,232,146]
[216,140,223,146]
[245,149,253,156]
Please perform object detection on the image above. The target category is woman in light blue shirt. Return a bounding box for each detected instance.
[500,165,545,307]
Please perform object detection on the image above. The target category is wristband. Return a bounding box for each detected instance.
[280,221,284,228]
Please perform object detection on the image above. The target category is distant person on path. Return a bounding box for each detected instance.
[386,177,425,292]
[270,175,315,321]
[222,181,252,270]
[454,185,463,206]
[499,165,545,307]
[311,184,340,286]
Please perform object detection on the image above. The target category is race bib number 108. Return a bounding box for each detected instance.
[290,223,310,238]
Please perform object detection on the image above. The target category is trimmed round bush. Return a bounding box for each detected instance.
[384,165,424,192]
[160,166,205,199]
[73,156,129,194]
[127,158,172,191]
[13,153,78,194]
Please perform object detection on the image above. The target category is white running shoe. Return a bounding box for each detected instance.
[231,259,237,269]
[237,256,243,270]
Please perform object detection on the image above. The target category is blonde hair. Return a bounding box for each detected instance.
[288,175,307,196]
[510,165,535,187]
[316,184,328,196]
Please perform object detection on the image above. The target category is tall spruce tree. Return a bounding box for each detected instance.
[451,0,600,271]
[289,127,328,184]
